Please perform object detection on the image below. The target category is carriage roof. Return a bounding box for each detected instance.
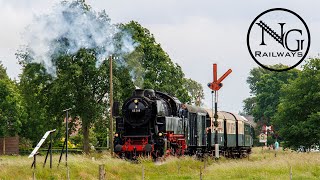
[205,109,247,122]
[184,104,208,114]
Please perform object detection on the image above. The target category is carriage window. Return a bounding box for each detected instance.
[230,123,235,133]
[218,121,223,133]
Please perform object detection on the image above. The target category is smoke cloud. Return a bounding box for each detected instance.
[22,0,137,76]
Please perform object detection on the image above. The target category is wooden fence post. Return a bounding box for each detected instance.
[67,167,70,180]
[99,165,105,180]
[142,165,145,180]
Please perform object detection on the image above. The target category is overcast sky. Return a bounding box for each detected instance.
[0,0,319,113]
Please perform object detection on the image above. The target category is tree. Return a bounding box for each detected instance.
[246,67,269,94]
[184,78,204,106]
[0,62,9,80]
[0,80,25,137]
[19,48,135,152]
[245,65,299,124]
[18,62,55,145]
[18,1,196,152]
[52,50,110,153]
[18,0,136,153]
[273,59,320,148]
[242,96,256,115]
[243,65,299,147]
[122,21,191,103]
[0,62,26,154]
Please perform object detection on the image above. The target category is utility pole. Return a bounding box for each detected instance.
[66,110,68,166]
[109,55,114,156]
[208,64,232,159]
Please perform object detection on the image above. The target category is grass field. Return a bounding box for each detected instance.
[0,148,319,180]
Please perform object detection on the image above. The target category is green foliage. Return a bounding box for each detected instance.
[184,78,204,106]
[16,1,200,150]
[266,136,275,146]
[242,96,256,115]
[18,63,55,145]
[0,63,26,137]
[246,67,269,94]
[0,79,25,136]
[122,21,191,102]
[93,115,109,147]
[69,127,98,149]
[243,64,300,148]
[18,48,133,152]
[19,137,33,150]
[0,61,9,80]
[52,49,108,126]
[244,65,299,125]
[273,59,320,148]
[17,0,135,151]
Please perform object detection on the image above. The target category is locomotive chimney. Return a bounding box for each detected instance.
[134,89,144,97]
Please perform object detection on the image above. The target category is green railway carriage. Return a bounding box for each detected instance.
[207,110,253,157]
[183,105,209,155]
[184,105,253,157]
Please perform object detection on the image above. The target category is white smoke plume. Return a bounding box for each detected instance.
[22,0,137,75]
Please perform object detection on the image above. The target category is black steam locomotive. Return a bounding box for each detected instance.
[113,89,253,159]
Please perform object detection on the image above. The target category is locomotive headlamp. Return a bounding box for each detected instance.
[134,99,138,104]
[115,133,119,137]
[158,132,163,136]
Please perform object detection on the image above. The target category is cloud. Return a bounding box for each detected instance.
[146,16,255,112]
[0,0,319,112]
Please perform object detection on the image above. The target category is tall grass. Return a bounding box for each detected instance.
[0,148,319,179]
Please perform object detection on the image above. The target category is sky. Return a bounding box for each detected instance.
[0,0,319,113]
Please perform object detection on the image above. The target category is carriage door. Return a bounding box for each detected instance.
[188,113,197,146]
[197,114,206,147]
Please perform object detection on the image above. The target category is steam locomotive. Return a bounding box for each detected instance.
[113,89,253,159]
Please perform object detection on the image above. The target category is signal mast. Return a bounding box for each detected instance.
[207,64,232,159]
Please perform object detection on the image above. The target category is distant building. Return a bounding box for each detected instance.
[243,115,257,128]
[64,116,82,136]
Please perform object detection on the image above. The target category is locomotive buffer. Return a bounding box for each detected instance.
[207,64,232,159]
